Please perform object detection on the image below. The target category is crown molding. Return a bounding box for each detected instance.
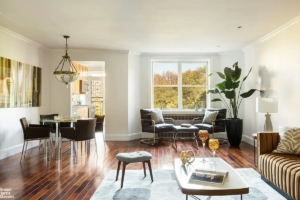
[0,25,49,51]
[243,15,300,52]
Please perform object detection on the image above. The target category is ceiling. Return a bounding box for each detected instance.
[0,0,300,53]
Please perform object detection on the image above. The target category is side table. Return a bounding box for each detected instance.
[252,133,257,167]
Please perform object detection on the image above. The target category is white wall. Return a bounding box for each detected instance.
[50,49,130,141]
[243,16,300,144]
[0,27,51,159]
[128,52,142,139]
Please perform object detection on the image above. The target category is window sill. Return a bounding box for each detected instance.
[161,109,205,115]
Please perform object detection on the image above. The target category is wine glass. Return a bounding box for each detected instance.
[198,130,209,162]
[209,138,219,165]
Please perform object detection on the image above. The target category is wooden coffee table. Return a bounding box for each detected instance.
[174,157,249,199]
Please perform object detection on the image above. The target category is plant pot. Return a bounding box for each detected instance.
[226,118,243,146]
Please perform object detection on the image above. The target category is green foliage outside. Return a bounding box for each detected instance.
[154,67,206,109]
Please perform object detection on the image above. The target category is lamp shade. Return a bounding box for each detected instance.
[256,98,278,113]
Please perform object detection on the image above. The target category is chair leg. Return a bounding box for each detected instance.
[172,132,178,151]
[116,160,121,181]
[143,161,146,177]
[94,138,98,158]
[147,160,154,182]
[192,132,199,150]
[20,141,26,162]
[74,141,78,163]
[121,162,127,188]
[48,138,52,160]
[24,141,28,157]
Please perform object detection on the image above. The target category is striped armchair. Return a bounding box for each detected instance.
[257,132,300,200]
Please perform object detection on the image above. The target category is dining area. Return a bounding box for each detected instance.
[19,113,105,163]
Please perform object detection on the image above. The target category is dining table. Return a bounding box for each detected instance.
[42,118,77,160]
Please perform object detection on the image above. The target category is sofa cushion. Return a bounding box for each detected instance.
[273,126,300,155]
[202,110,218,124]
[151,110,164,124]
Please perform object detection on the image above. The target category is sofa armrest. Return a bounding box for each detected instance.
[257,132,280,158]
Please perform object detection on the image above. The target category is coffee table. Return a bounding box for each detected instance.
[174,157,249,199]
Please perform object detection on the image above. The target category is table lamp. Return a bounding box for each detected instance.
[256,98,278,131]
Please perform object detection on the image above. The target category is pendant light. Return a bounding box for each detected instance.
[53,35,79,87]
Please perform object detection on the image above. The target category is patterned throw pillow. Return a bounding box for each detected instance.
[151,110,165,124]
[273,126,300,155]
[202,110,219,124]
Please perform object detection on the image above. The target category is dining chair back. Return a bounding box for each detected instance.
[20,117,52,161]
[60,118,97,163]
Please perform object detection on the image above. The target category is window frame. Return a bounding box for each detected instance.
[150,58,211,110]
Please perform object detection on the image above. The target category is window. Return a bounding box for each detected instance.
[152,61,207,109]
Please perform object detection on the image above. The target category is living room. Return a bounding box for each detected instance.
[0,1,300,199]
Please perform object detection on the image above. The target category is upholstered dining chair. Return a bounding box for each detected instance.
[140,109,176,146]
[60,118,97,163]
[20,117,52,162]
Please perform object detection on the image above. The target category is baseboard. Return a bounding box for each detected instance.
[105,132,142,141]
[242,135,254,146]
[0,141,39,160]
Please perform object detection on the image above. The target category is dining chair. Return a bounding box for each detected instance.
[60,118,97,163]
[20,117,52,162]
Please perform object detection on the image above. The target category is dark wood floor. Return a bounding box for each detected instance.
[0,133,256,200]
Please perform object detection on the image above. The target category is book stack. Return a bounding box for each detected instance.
[181,123,192,128]
[189,170,228,186]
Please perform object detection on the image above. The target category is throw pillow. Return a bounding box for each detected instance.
[151,110,165,124]
[202,110,219,124]
[273,126,300,155]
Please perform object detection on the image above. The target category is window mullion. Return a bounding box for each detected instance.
[178,62,182,109]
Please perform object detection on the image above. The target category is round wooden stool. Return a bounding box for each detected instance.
[115,151,153,188]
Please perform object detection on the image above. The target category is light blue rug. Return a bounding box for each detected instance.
[91,168,286,200]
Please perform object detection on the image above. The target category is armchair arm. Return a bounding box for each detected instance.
[164,118,174,124]
[257,132,280,158]
[213,119,226,122]
[60,127,75,140]
[25,127,50,139]
[192,117,203,125]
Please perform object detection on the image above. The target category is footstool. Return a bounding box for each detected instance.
[116,151,153,188]
[173,125,199,151]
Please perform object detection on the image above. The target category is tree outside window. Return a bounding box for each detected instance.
[153,61,207,109]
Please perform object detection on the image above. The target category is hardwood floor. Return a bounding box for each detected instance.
[0,133,256,200]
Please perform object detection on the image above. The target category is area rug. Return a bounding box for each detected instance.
[91,168,286,200]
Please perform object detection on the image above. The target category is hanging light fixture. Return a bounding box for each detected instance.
[53,35,79,87]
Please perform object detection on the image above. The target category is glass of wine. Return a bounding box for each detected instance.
[198,130,209,162]
[209,138,219,165]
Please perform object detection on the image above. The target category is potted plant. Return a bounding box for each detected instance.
[208,62,258,146]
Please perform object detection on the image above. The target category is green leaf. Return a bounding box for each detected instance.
[211,98,222,102]
[216,72,225,79]
[224,79,233,89]
[233,67,242,81]
[241,67,252,83]
[233,81,240,89]
[224,67,233,80]
[240,89,257,98]
[225,90,235,99]
[215,81,226,91]
[208,73,213,77]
